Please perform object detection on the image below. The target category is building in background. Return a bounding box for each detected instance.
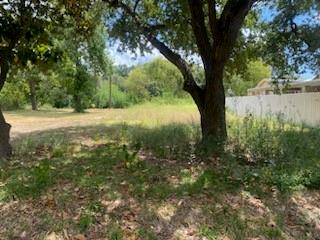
[247,78,320,96]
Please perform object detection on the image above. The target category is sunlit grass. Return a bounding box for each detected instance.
[5,99,199,139]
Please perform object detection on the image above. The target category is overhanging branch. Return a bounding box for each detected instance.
[148,36,204,110]
[216,0,257,63]
[103,0,205,109]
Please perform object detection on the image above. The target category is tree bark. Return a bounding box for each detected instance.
[0,35,20,159]
[73,93,82,113]
[200,64,227,141]
[0,61,12,159]
[73,62,85,113]
[0,108,12,159]
[28,79,38,111]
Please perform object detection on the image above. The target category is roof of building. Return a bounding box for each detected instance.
[248,78,320,92]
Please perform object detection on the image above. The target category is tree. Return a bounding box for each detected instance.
[126,67,150,101]
[53,2,112,112]
[0,0,60,158]
[103,0,319,143]
[124,58,185,101]
[263,0,320,77]
[0,68,29,110]
[225,60,271,96]
[115,64,134,77]
[22,62,45,111]
[0,0,109,157]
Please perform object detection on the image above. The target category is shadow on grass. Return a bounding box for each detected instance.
[5,109,82,118]
[0,122,320,239]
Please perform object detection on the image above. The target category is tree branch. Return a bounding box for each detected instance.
[133,0,141,13]
[147,36,204,109]
[187,0,212,64]
[0,107,5,123]
[103,0,205,110]
[219,0,255,23]
[208,0,217,38]
[216,0,257,63]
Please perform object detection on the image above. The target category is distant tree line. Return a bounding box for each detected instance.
[0,57,271,111]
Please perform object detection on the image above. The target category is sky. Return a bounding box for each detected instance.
[109,45,161,66]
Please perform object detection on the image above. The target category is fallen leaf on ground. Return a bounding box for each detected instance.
[45,232,64,240]
[72,234,86,240]
[101,199,123,213]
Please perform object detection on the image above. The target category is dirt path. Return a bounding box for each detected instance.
[4,109,118,138]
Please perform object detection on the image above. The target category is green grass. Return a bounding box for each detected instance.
[1,103,320,239]
[106,222,124,240]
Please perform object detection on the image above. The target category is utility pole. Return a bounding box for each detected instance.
[109,75,112,108]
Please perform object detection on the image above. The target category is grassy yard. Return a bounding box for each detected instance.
[5,99,198,138]
[1,101,320,240]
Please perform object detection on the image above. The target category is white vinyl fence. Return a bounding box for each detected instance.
[226,92,320,127]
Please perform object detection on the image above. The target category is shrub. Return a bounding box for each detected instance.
[0,80,28,110]
[228,112,320,192]
[94,81,130,108]
[49,87,72,108]
[72,65,96,112]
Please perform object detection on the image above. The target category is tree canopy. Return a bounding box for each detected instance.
[0,0,62,90]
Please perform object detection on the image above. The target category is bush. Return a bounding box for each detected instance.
[72,65,96,112]
[94,81,130,108]
[0,80,28,110]
[49,87,72,108]
[228,112,320,192]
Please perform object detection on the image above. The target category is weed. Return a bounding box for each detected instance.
[5,159,55,198]
[130,123,198,159]
[106,222,123,240]
[137,228,158,240]
[121,144,145,171]
[78,213,94,233]
[199,226,220,239]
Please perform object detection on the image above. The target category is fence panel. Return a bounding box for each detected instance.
[226,93,320,126]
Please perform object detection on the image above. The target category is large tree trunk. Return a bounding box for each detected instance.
[28,79,38,111]
[73,93,83,113]
[0,60,12,159]
[200,66,227,141]
[0,108,12,159]
[148,36,228,142]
